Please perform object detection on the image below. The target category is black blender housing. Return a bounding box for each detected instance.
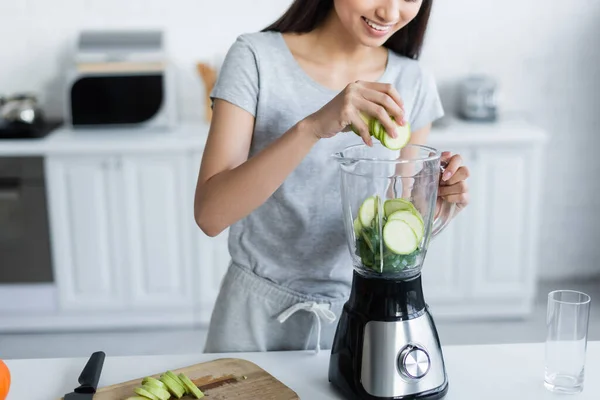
[328,270,449,400]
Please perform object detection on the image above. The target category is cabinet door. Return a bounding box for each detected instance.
[421,147,474,304]
[188,151,231,324]
[45,156,125,310]
[470,146,537,298]
[120,153,192,308]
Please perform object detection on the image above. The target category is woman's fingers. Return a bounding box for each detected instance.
[443,165,470,186]
[359,81,404,110]
[438,180,468,197]
[360,87,405,127]
[441,153,464,182]
[356,97,398,139]
[436,151,470,209]
[441,192,470,206]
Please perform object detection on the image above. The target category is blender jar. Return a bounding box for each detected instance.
[332,143,455,279]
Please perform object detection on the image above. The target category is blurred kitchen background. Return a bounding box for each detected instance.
[1,0,599,359]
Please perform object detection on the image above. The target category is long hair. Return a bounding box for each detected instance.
[262,0,433,60]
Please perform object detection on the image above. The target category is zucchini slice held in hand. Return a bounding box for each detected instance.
[351,112,411,150]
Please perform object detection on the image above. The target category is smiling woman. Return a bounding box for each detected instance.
[263,0,432,59]
[194,0,470,354]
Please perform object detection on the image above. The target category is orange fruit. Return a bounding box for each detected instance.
[0,360,10,400]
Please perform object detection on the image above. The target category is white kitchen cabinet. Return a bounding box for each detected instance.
[424,126,545,319]
[45,156,126,311]
[471,147,530,296]
[44,147,229,329]
[467,144,542,315]
[45,151,200,324]
[121,154,193,308]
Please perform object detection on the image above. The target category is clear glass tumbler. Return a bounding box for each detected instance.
[544,290,591,393]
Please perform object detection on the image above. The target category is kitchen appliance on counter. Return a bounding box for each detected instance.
[0,93,63,139]
[457,75,498,122]
[0,156,54,283]
[64,29,177,129]
[329,144,455,399]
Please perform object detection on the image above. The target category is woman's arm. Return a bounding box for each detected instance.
[195,79,407,237]
[194,99,319,237]
[408,124,432,146]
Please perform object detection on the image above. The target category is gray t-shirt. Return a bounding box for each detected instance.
[210,31,444,299]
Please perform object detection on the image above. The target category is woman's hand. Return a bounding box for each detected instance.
[304,81,406,146]
[438,151,470,215]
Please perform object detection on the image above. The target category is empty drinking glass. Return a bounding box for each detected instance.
[544,290,591,393]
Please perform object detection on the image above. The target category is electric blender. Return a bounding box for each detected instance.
[329,143,456,400]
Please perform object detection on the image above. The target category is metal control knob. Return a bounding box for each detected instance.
[398,344,430,379]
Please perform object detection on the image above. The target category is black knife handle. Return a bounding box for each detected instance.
[74,351,106,394]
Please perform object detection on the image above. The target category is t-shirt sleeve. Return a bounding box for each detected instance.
[210,35,259,117]
[409,68,445,131]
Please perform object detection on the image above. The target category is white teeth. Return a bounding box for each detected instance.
[364,18,390,32]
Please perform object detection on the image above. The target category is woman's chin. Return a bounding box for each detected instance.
[352,26,395,47]
[355,34,390,48]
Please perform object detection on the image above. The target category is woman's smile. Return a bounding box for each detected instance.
[361,16,395,37]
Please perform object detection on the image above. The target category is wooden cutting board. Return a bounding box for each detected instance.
[61,358,300,400]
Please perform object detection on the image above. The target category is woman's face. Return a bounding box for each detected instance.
[333,0,423,46]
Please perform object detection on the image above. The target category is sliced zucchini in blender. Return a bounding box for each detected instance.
[384,198,418,217]
[388,210,424,241]
[353,217,362,236]
[358,196,378,227]
[361,231,375,253]
[383,219,419,255]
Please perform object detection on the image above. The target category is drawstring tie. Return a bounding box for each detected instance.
[277,301,337,353]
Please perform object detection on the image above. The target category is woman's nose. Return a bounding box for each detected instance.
[374,0,402,24]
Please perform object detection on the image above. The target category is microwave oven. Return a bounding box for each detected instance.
[64,30,177,129]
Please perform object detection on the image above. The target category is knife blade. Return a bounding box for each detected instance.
[63,351,106,400]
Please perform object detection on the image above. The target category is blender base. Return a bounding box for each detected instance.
[329,271,448,400]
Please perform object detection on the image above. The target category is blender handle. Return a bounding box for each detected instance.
[431,163,457,239]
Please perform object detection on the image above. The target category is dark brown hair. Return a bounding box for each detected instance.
[262,0,433,60]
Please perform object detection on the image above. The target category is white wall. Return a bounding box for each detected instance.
[0,0,292,120]
[423,1,600,281]
[1,0,599,280]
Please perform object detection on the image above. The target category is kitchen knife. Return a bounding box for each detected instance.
[64,351,106,399]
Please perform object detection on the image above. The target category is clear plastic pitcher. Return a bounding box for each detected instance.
[332,143,455,279]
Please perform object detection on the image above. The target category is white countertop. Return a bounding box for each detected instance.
[0,117,547,157]
[0,122,210,156]
[4,342,598,399]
